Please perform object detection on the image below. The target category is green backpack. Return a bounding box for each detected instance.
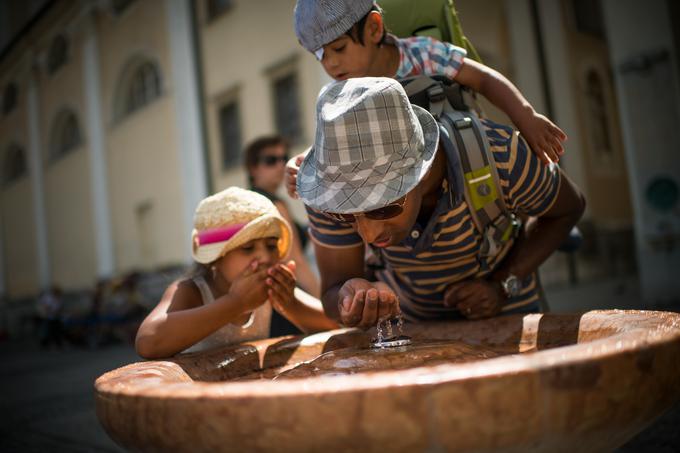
[380,0,482,62]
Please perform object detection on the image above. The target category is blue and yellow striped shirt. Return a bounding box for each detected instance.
[306,119,561,322]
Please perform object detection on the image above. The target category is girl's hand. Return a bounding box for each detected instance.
[267,261,297,314]
[285,154,305,199]
[337,279,400,330]
[518,112,567,165]
[226,261,269,312]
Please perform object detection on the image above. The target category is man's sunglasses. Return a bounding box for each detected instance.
[325,196,407,223]
[258,155,289,166]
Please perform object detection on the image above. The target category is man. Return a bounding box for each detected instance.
[297,77,585,329]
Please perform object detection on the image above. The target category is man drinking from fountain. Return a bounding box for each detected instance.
[295,77,585,330]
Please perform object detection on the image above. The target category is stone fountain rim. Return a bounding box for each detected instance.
[96,310,680,400]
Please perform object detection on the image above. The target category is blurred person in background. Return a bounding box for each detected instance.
[100,272,148,344]
[245,136,321,337]
[37,285,64,349]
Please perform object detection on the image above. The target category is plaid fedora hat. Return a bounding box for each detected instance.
[297,77,439,213]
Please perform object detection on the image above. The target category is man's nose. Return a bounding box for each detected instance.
[355,217,386,244]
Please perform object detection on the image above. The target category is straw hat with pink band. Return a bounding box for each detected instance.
[191,187,292,264]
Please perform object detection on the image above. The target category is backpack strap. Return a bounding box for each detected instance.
[443,109,520,259]
[401,75,468,117]
[400,76,521,262]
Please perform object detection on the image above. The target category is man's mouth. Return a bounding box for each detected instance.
[372,235,392,248]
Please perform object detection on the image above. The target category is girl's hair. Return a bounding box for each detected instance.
[345,5,387,46]
[183,262,211,280]
[244,135,290,186]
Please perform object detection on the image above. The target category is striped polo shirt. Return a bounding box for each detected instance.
[305,119,561,322]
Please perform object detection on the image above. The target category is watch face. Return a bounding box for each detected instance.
[504,275,522,297]
[508,278,521,296]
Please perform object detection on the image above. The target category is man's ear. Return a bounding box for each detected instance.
[366,11,385,45]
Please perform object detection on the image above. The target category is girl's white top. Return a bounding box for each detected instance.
[182,275,272,353]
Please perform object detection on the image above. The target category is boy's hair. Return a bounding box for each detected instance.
[244,135,289,185]
[345,5,387,47]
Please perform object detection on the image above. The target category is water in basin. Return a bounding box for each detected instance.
[275,339,518,379]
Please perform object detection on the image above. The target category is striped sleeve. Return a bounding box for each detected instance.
[305,206,363,248]
[484,119,561,217]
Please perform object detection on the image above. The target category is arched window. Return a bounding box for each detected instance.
[49,109,82,161]
[47,35,69,75]
[2,83,18,115]
[2,144,28,187]
[115,59,162,120]
[584,69,612,156]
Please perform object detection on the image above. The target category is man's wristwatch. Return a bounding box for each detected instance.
[500,274,522,298]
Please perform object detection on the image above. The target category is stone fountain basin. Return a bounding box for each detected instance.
[95,310,680,452]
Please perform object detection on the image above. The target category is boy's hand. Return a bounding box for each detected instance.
[267,261,297,315]
[444,279,503,319]
[226,261,269,312]
[518,112,567,165]
[285,154,305,199]
[337,278,400,329]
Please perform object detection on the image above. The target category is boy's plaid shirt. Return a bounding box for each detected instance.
[388,34,468,80]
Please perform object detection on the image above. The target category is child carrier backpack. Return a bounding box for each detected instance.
[401,75,521,262]
[379,0,520,263]
[380,0,482,62]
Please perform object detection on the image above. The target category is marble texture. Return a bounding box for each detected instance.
[95,310,680,452]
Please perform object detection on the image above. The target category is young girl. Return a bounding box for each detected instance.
[135,187,337,359]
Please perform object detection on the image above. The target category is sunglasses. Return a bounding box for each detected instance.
[325,196,407,223]
[258,155,289,166]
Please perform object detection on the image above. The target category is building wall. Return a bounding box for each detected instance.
[560,0,632,228]
[1,58,39,298]
[602,0,680,303]
[43,147,97,288]
[106,97,186,270]
[38,11,98,289]
[97,0,186,271]
[197,0,326,224]
[456,0,514,124]
[0,179,39,298]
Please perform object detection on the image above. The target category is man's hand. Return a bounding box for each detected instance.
[337,278,399,329]
[285,154,305,199]
[444,279,504,319]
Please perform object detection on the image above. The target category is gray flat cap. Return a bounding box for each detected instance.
[294,0,374,57]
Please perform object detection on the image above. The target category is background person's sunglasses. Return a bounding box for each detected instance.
[259,155,289,166]
[325,196,407,223]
